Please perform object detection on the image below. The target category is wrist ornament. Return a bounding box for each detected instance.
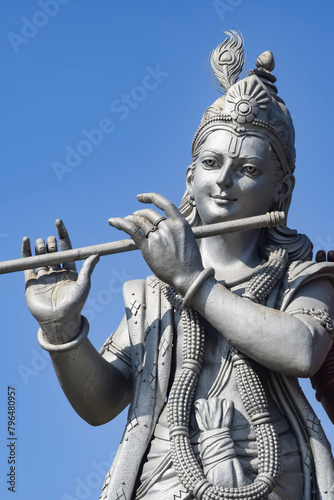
[37,316,89,352]
[182,267,215,309]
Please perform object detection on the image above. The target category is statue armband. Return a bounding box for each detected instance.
[288,308,334,333]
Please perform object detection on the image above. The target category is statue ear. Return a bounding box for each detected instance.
[186,165,195,195]
[274,174,295,205]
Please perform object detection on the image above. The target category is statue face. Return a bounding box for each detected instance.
[188,130,280,225]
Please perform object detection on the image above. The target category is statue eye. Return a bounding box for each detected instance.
[243,165,260,176]
[203,159,218,168]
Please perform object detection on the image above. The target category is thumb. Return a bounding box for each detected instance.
[77,254,100,289]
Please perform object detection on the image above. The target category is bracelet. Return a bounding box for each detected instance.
[37,316,90,352]
[183,268,215,309]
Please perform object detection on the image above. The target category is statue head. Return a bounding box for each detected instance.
[180,31,312,261]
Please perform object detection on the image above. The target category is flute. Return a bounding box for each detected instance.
[0,211,285,275]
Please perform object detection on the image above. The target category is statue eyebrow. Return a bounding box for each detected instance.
[238,155,262,161]
[200,149,262,161]
[200,148,224,156]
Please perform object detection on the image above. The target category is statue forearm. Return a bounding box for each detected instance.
[191,276,333,377]
[49,337,132,426]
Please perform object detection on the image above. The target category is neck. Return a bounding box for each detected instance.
[198,228,264,284]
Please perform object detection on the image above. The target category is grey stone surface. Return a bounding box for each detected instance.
[22,31,334,499]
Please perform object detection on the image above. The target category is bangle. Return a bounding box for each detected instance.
[37,316,89,352]
[183,268,215,309]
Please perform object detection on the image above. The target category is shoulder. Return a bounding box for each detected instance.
[280,261,334,310]
[123,278,146,299]
[123,276,161,302]
[286,260,334,288]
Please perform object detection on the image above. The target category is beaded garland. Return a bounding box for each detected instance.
[161,246,288,500]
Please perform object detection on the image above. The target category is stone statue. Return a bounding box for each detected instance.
[22,31,334,499]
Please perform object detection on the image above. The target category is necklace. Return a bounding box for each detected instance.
[162,247,288,500]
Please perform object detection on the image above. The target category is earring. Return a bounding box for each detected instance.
[189,194,196,207]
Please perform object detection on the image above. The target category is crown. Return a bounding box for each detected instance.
[192,31,296,174]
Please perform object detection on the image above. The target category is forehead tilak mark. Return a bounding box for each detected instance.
[227,134,244,158]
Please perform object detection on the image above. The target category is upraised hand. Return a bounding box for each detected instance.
[108,192,204,294]
[23,220,99,344]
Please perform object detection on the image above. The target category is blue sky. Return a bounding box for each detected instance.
[1,1,334,499]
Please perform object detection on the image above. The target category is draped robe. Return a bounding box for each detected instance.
[99,261,334,500]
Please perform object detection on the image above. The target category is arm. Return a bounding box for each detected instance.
[189,276,334,377]
[23,221,132,426]
[50,315,132,426]
[109,193,334,378]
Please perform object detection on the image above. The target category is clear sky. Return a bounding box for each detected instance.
[1,1,334,499]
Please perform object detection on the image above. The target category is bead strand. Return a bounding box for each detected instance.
[161,246,287,499]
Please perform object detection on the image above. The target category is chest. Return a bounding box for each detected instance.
[169,302,282,429]
[171,311,246,416]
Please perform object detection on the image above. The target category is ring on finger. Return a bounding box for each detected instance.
[144,225,157,237]
[153,216,166,228]
[144,216,166,237]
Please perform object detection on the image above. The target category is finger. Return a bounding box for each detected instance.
[137,193,181,220]
[35,238,46,255]
[55,219,76,271]
[46,236,61,271]
[34,238,49,276]
[55,219,73,250]
[316,250,326,263]
[46,236,57,253]
[327,251,334,262]
[22,237,36,282]
[76,254,100,290]
[108,217,146,248]
[133,208,164,226]
[22,236,32,258]
[125,214,154,238]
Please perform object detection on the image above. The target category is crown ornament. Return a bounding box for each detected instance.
[192,31,296,174]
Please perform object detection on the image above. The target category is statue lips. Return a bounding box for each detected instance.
[210,194,237,205]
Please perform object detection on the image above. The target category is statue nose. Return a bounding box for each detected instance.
[216,163,233,188]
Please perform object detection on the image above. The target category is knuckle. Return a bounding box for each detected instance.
[131,226,141,235]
